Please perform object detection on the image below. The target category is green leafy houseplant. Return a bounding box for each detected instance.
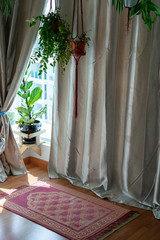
[16,63,47,125]
[28,8,71,74]
[70,33,90,56]
[0,0,13,16]
[73,33,90,46]
[112,0,160,30]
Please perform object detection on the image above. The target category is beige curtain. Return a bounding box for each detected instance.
[49,0,160,218]
[0,0,46,182]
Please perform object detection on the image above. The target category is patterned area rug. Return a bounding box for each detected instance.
[0,180,139,240]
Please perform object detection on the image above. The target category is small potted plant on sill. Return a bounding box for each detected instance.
[70,33,90,57]
[16,62,47,144]
[28,8,71,74]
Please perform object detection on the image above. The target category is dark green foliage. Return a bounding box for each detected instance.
[0,0,13,16]
[130,0,160,30]
[112,0,160,30]
[74,33,90,46]
[112,0,124,13]
[29,9,72,75]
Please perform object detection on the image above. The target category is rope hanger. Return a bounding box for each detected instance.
[50,0,56,12]
[71,0,84,39]
[50,0,86,118]
[71,0,86,118]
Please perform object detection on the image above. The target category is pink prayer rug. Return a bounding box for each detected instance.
[0,180,139,240]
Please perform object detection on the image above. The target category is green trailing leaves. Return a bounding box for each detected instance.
[129,0,160,30]
[112,0,124,13]
[112,0,160,30]
[0,0,14,17]
[29,8,72,74]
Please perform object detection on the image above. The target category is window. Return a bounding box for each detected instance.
[8,1,55,142]
[9,60,54,142]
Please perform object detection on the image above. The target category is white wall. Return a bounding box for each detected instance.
[22,142,50,162]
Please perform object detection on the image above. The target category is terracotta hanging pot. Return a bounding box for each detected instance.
[124,0,139,8]
[70,41,86,57]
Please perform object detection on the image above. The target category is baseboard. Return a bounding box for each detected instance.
[24,157,30,165]
[24,156,48,169]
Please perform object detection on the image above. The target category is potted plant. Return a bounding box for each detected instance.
[112,0,160,30]
[28,8,71,74]
[124,0,139,8]
[70,33,90,57]
[16,62,47,144]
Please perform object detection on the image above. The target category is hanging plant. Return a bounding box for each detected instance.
[70,33,90,56]
[70,0,90,118]
[124,0,139,8]
[28,8,71,74]
[112,0,160,30]
[70,0,90,59]
[0,0,14,17]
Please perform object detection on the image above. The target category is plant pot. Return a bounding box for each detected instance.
[51,17,59,41]
[19,120,41,144]
[70,41,86,56]
[124,0,139,8]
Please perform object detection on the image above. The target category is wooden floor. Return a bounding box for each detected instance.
[0,159,160,240]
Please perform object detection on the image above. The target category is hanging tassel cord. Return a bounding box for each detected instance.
[75,59,78,118]
[74,56,80,118]
[127,7,131,32]
[71,0,84,118]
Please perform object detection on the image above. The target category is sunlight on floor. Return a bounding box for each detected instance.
[0,206,3,213]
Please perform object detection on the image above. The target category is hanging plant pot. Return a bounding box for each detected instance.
[70,41,86,57]
[19,120,41,144]
[124,0,139,8]
[51,17,59,40]
[29,9,71,74]
[71,0,90,118]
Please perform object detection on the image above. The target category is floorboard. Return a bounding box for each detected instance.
[0,162,160,240]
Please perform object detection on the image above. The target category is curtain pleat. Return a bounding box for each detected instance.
[0,0,46,182]
[49,0,160,218]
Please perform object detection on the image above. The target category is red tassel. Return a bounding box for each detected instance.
[127,8,131,32]
[75,59,78,118]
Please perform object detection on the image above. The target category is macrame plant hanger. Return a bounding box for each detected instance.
[49,0,56,12]
[71,0,86,118]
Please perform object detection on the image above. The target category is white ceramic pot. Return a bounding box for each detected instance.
[124,0,139,8]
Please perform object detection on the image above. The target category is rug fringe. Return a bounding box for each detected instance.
[87,211,139,240]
